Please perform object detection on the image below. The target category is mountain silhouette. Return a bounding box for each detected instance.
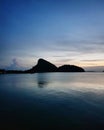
[26,58,85,73]
[0,58,85,74]
[26,58,57,73]
[57,65,85,72]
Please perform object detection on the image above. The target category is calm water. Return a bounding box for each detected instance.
[0,73,104,129]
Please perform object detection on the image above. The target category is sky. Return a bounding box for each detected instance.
[0,0,104,71]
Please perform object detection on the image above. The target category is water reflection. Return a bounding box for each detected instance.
[1,73,104,129]
[36,73,49,88]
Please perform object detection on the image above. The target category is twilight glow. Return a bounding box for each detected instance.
[0,0,104,71]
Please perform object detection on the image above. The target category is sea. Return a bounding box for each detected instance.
[0,73,104,130]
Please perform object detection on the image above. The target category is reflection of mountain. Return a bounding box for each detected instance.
[26,58,85,73]
[37,73,49,88]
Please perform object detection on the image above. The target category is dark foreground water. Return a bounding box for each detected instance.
[0,73,104,130]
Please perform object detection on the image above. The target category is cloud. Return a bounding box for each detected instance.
[6,58,23,70]
[52,34,104,55]
[81,59,104,62]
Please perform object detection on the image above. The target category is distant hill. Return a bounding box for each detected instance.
[25,58,85,73]
[0,69,6,74]
[0,69,25,74]
[25,58,57,73]
[0,58,85,74]
[57,65,85,72]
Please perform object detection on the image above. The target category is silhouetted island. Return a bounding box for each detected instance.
[25,58,85,73]
[0,58,85,74]
[57,65,85,72]
[26,58,57,73]
[0,69,6,74]
[0,69,25,74]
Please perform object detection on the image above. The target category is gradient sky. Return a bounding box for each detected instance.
[0,0,104,71]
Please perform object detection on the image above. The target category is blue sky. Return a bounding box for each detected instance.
[0,0,104,71]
